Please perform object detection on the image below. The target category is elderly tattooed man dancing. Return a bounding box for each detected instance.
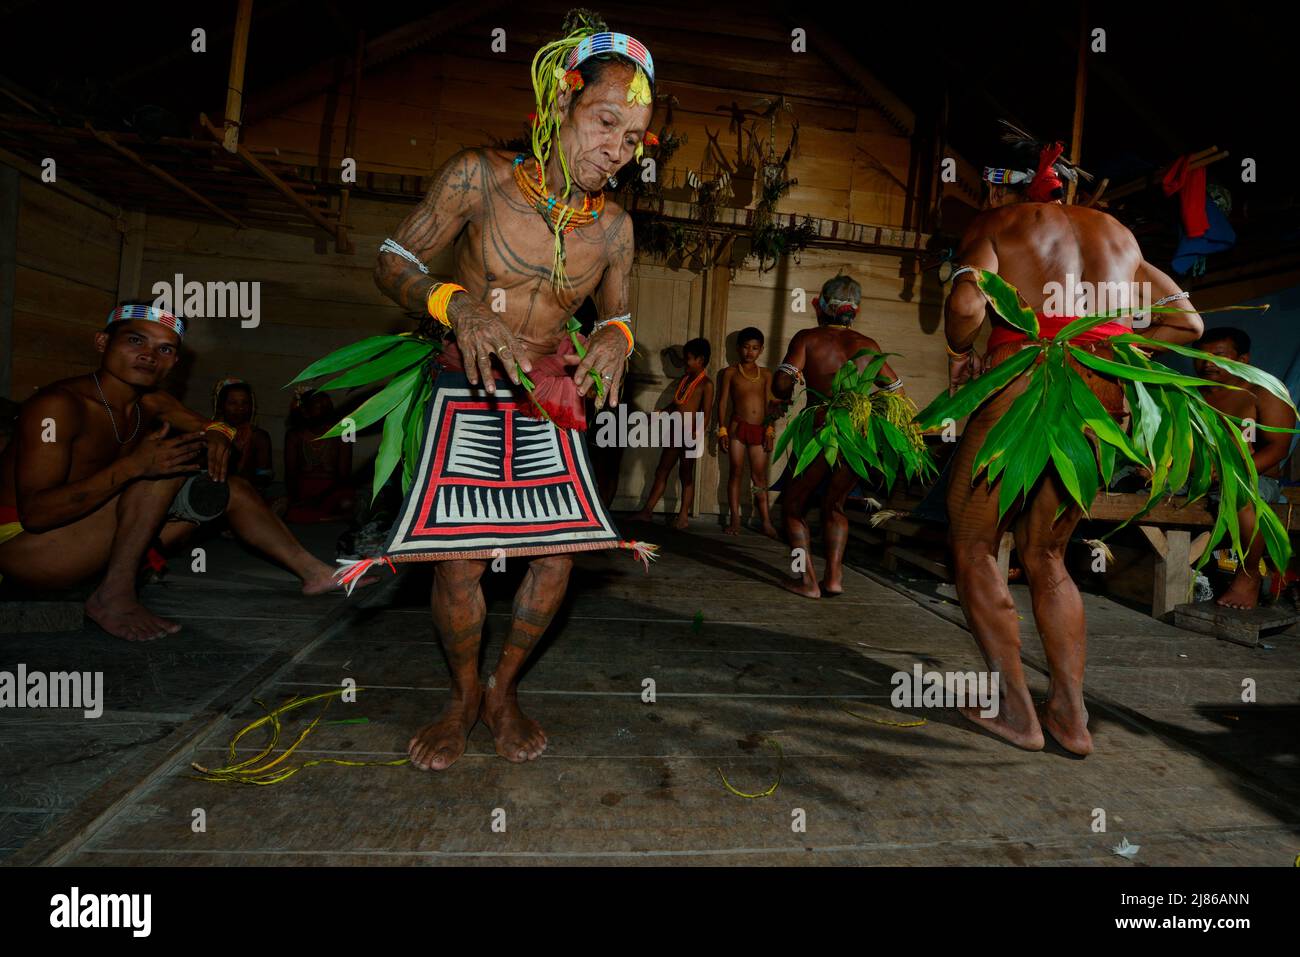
[351,11,657,769]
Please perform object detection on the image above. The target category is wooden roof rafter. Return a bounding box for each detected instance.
[0,112,342,238]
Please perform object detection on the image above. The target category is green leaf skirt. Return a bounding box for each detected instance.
[773,350,938,493]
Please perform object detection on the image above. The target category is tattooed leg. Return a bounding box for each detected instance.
[408,559,488,771]
[481,554,573,762]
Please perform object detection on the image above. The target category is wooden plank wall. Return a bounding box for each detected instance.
[242,18,921,228]
[227,14,960,511]
[136,199,445,465]
[9,179,120,400]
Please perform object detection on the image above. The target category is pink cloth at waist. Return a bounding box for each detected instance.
[439,337,588,432]
[986,314,1130,352]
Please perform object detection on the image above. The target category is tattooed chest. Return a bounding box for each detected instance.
[457,209,606,318]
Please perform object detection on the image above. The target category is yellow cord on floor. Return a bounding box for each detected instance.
[717,737,783,798]
[191,688,408,785]
[839,702,927,728]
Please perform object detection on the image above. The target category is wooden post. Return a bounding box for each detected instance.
[1066,3,1089,205]
[0,165,17,400]
[1141,525,1192,618]
[115,209,147,302]
[698,234,734,518]
[200,113,338,242]
[223,0,255,153]
[337,30,365,255]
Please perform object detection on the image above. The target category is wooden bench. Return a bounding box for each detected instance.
[852,489,1300,620]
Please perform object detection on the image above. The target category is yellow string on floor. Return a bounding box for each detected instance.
[839,702,927,728]
[191,688,409,786]
[717,737,783,798]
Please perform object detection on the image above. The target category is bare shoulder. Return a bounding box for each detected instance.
[600,196,633,244]
[1065,204,1138,238]
[26,379,87,419]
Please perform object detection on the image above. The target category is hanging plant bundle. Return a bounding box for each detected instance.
[913,270,1298,571]
[286,332,443,502]
[774,349,937,492]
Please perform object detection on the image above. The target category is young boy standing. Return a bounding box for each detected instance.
[717,328,778,536]
[633,338,713,529]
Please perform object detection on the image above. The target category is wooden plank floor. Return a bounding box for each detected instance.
[0,525,373,863]
[30,520,1300,866]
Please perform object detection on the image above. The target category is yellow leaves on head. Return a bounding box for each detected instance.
[626,66,652,106]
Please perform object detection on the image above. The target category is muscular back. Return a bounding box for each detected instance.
[948,201,1201,348]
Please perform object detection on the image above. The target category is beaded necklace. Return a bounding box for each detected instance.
[512,154,604,235]
[674,369,708,405]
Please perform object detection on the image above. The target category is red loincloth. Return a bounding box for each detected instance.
[986,314,1129,415]
[729,419,766,446]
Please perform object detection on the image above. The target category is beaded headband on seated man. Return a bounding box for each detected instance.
[105,303,186,339]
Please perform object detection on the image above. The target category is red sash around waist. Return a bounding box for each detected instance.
[438,337,588,431]
[986,314,1130,352]
[0,504,19,525]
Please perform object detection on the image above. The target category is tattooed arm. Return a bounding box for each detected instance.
[374,149,483,314]
[374,149,529,392]
[569,208,634,408]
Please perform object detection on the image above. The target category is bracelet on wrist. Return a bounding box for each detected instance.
[426,282,467,328]
[205,421,237,442]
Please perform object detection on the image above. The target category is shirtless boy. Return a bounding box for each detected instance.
[717,327,777,536]
[633,338,713,529]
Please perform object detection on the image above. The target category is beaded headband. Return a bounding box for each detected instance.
[212,376,255,419]
[566,32,655,84]
[105,304,185,340]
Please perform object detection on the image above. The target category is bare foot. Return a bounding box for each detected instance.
[724,523,740,536]
[958,705,1045,751]
[85,589,180,642]
[1216,573,1261,610]
[782,577,821,599]
[761,523,779,539]
[481,688,547,763]
[1036,700,1093,756]
[408,688,482,770]
[671,514,690,530]
[819,579,842,597]
[631,509,654,523]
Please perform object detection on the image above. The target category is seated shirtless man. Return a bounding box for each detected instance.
[773,275,903,598]
[718,327,778,537]
[0,305,358,641]
[1195,326,1297,609]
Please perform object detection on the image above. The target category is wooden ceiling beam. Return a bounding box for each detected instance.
[84,123,245,229]
[200,112,339,242]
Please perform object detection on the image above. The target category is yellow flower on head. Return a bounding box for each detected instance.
[627,67,652,106]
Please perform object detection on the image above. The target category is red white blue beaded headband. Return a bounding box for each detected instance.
[566,32,655,84]
[106,304,186,340]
